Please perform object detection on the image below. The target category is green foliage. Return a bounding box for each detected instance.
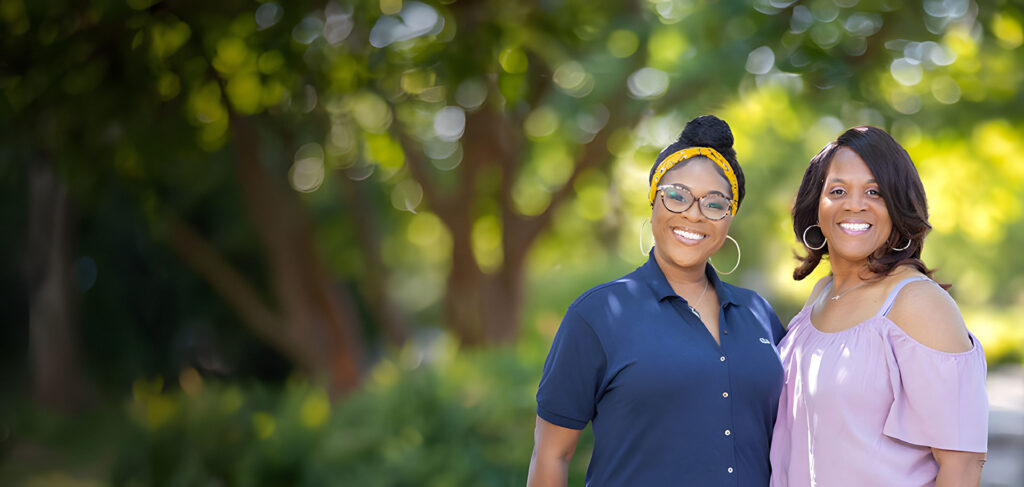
[4,338,589,486]
[3,0,1024,481]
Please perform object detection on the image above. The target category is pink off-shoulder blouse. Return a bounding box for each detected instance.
[770,277,988,487]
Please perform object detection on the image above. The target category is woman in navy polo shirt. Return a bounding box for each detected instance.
[527,115,786,486]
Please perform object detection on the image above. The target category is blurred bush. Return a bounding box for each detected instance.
[3,334,592,486]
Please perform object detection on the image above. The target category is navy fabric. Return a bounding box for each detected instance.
[536,250,786,486]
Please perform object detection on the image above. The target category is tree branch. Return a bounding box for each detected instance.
[163,216,301,360]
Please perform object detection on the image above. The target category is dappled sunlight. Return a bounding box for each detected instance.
[962,306,1024,366]
[472,214,503,274]
[914,121,1024,243]
[369,1,443,48]
[405,212,452,266]
[627,67,669,99]
[722,86,803,142]
[646,27,690,71]
[573,169,611,222]
[6,0,1024,484]
[289,143,326,193]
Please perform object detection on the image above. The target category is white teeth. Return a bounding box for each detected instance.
[673,229,706,240]
[840,223,870,232]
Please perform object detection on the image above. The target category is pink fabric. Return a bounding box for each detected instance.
[770,277,988,487]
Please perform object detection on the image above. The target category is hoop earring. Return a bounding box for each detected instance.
[710,235,741,275]
[802,225,827,251]
[639,218,652,257]
[891,238,911,252]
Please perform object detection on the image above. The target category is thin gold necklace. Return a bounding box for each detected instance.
[830,280,869,301]
[688,279,710,319]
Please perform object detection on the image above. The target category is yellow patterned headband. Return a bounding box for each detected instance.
[648,146,739,215]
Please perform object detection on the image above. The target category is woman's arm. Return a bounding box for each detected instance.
[890,280,985,487]
[933,448,985,487]
[527,416,584,487]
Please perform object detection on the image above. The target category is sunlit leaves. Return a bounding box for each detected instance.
[349,91,393,133]
[524,106,559,140]
[511,174,552,217]
[390,179,423,212]
[607,30,639,58]
[498,46,529,74]
[890,58,923,86]
[405,212,452,264]
[258,50,284,74]
[187,81,228,150]
[992,12,1023,49]
[149,19,191,60]
[914,121,1024,246]
[364,132,405,171]
[647,28,687,71]
[472,215,502,273]
[572,169,609,222]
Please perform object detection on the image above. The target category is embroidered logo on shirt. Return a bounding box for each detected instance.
[759,337,771,344]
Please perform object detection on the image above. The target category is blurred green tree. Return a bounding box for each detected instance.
[3,0,1023,402]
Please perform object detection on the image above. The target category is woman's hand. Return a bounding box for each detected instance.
[527,416,584,487]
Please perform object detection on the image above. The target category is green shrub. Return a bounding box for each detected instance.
[107,335,593,486]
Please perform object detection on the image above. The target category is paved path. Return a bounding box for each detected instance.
[983,365,1024,487]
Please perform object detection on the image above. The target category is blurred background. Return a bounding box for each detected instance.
[1,0,1022,485]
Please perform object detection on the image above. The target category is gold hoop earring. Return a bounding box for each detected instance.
[639,218,653,257]
[710,235,741,275]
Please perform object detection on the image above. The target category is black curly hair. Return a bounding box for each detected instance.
[648,115,746,211]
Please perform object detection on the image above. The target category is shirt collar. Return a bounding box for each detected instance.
[638,249,738,308]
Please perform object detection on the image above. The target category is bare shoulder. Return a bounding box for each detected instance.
[885,275,973,353]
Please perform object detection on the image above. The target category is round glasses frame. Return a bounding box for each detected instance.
[657,184,732,221]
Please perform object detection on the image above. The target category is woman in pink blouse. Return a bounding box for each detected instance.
[770,126,988,487]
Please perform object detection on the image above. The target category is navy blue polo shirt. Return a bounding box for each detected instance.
[536,250,786,486]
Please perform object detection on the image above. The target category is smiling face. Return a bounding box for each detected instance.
[651,157,733,272]
[817,147,893,268]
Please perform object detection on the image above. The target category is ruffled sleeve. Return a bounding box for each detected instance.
[882,329,989,452]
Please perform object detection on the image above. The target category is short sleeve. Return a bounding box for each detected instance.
[764,297,787,345]
[536,307,607,430]
[750,293,787,345]
[882,331,989,452]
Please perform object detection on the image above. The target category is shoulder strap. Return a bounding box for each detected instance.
[813,278,834,309]
[877,277,932,317]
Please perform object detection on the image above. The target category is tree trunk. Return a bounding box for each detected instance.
[230,116,363,396]
[26,158,91,413]
[445,213,485,345]
[336,174,407,346]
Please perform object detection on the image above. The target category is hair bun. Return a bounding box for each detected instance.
[679,115,734,151]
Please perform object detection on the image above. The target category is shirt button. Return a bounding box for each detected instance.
[720,356,726,362]
[723,330,728,335]
[725,429,732,436]
[722,392,729,398]
[728,467,734,473]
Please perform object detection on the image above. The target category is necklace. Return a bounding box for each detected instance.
[687,279,710,319]
[830,280,869,301]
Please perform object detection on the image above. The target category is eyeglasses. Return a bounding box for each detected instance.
[657,184,732,221]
